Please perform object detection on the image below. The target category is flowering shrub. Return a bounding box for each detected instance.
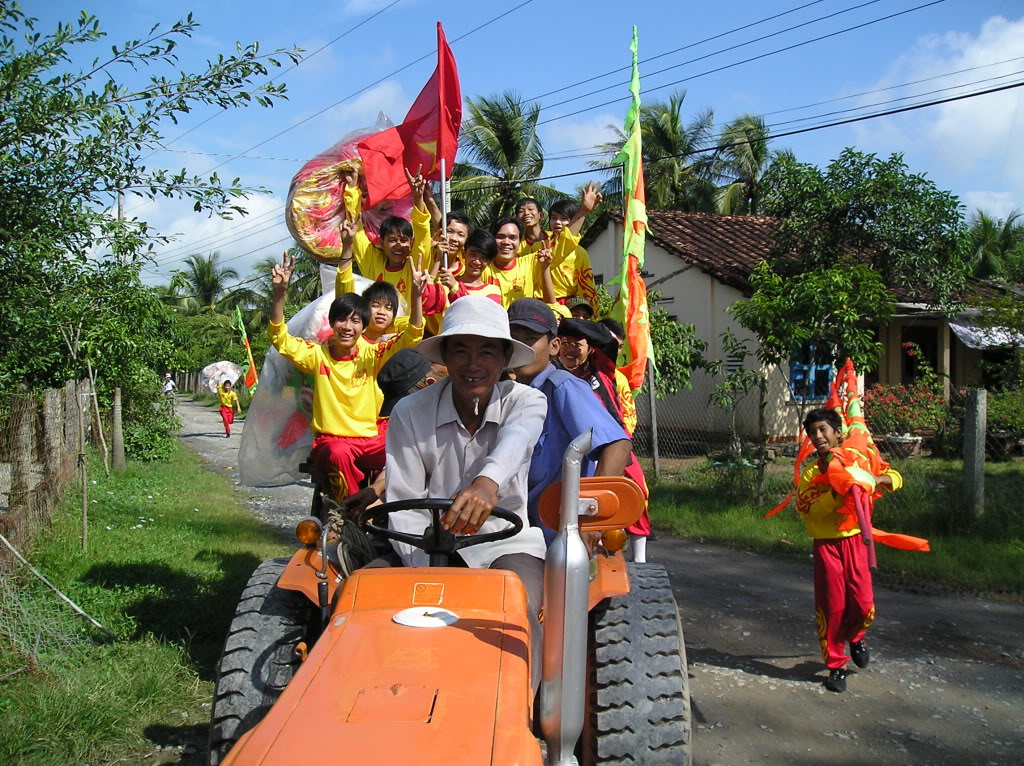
[863,382,948,435]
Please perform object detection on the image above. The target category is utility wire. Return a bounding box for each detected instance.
[150,76,1024,280]
[528,0,829,102]
[538,0,945,126]
[538,0,886,112]
[192,1,535,179]
[146,0,403,157]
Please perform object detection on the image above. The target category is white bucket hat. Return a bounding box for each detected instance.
[417,295,535,368]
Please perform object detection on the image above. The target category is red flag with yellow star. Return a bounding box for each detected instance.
[357,22,461,208]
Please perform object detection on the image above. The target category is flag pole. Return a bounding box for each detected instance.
[440,158,449,271]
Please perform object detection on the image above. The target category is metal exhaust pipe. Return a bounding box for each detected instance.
[540,429,593,765]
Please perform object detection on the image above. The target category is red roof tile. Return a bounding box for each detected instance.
[581,209,1010,304]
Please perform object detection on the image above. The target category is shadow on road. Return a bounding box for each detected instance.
[690,646,822,685]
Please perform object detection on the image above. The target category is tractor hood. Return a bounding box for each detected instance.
[221,567,543,766]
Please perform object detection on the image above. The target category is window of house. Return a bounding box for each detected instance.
[789,344,833,401]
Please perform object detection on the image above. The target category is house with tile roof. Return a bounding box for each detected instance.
[580,209,1007,444]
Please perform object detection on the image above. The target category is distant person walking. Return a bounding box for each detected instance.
[217,381,241,437]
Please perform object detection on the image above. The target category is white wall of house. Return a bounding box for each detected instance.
[587,220,800,442]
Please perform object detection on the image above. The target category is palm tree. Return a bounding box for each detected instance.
[968,209,1024,281]
[451,91,561,226]
[715,114,776,216]
[594,90,718,212]
[171,251,243,315]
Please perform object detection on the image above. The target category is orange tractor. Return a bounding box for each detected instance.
[208,431,692,765]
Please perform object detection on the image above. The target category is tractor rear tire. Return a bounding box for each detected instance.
[208,557,314,765]
[583,562,692,766]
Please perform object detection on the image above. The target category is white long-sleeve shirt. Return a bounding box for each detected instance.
[384,379,548,568]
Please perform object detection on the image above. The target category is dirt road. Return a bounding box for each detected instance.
[177,396,1024,765]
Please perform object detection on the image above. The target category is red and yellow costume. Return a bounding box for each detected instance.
[217,383,239,436]
[770,359,928,670]
[269,318,423,501]
[520,232,597,306]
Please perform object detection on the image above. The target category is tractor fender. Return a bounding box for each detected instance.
[276,546,343,606]
[588,550,631,610]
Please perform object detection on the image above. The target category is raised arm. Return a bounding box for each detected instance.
[270,251,295,325]
[568,180,603,237]
[535,244,557,304]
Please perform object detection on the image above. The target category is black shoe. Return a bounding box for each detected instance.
[850,640,870,669]
[824,668,848,693]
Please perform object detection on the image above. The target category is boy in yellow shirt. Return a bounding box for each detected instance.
[216,381,241,437]
[270,251,426,503]
[334,167,433,317]
[517,194,598,307]
[797,408,903,694]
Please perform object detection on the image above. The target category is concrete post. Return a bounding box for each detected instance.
[42,388,63,482]
[647,357,660,480]
[963,388,986,519]
[64,380,78,455]
[112,387,125,470]
[10,391,34,520]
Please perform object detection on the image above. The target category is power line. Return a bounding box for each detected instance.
[538,0,946,126]
[192,1,536,179]
[145,0,404,158]
[453,78,1024,194]
[538,61,1024,161]
[150,75,1024,281]
[528,0,830,103]
[537,0,885,112]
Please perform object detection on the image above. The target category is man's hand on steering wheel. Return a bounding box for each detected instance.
[444,476,499,535]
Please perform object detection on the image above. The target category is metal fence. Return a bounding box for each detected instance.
[0,381,89,568]
[636,384,1024,529]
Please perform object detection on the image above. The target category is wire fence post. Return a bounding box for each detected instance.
[963,388,986,519]
[10,389,33,522]
[112,387,125,470]
[647,357,660,480]
[78,383,88,554]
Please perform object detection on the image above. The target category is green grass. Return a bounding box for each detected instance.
[0,444,290,765]
[648,457,1024,596]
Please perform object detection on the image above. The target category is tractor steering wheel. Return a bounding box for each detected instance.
[358,499,523,566]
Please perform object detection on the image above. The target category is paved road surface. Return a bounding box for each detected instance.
[178,395,1024,765]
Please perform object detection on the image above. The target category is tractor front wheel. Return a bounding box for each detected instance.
[582,562,692,765]
[208,557,315,765]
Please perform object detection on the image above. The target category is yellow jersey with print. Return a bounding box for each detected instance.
[217,385,239,409]
[269,319,423,437]
[614,369,637,436]
[520,230,596,305]
[336,185,433,314]
[796,460,904,540]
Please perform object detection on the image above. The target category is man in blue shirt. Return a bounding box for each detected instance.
[507,298,632,542]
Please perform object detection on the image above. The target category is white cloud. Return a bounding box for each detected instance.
[541,112,621,155]
[293,80,409,145]
[963,190,1021,219]
[852,15,1024,211]
[142,193,290,285]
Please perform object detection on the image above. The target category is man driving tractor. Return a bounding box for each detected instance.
[368,295,549,691]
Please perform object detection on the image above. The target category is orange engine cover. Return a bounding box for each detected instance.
[221,567,543,766]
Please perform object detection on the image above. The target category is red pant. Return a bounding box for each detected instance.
[310,424,386,502]
[625,453,650,536]
[813,535,875,669]
[219,406,235,435]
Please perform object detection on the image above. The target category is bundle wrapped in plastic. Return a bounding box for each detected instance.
[238,264,374,487]
[200,360,242,392]
[286,114,414,263]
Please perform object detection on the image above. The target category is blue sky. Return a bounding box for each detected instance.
[34,0,1024,283]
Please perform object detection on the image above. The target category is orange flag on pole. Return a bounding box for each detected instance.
[608,26,652,392]
[357,22,462,208]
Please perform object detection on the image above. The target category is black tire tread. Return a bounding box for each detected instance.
[208,557,312,765]
[585,562,692,765]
